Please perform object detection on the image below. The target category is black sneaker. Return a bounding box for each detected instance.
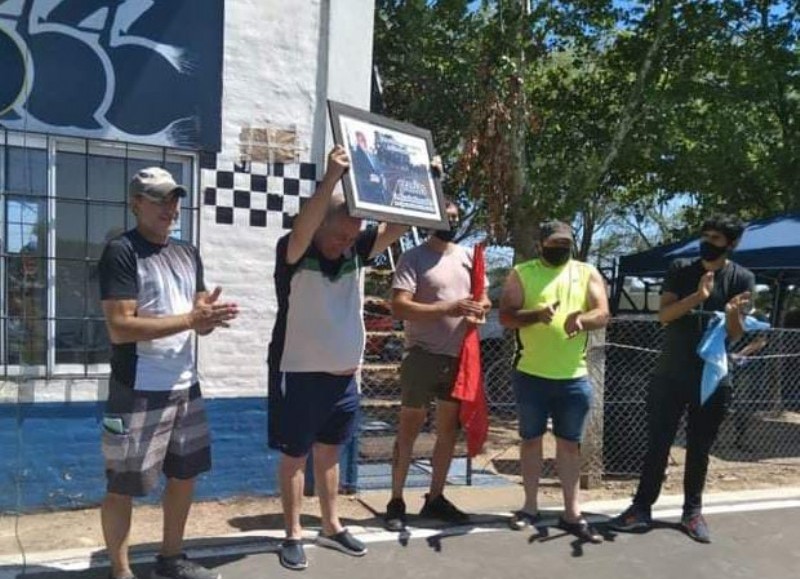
[109,573,138,579]
[608,504,652,532]
[419,493,470,525]
[681,513,711,544]
[151,554,220,579]
[279,539,308,571]
[384,497,407,532]
[316,529,367,557]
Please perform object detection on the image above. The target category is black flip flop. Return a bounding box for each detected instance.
[558,517,603,543]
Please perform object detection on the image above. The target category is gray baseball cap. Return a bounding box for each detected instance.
[540,220,574,243]
[128,167,187,201]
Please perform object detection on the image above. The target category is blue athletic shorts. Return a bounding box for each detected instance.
[268,371,359,457]
[512,371,592,442]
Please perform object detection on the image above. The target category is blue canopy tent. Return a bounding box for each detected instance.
[613,213,800,320]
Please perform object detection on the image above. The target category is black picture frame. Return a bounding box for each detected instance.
[327,100,449,230]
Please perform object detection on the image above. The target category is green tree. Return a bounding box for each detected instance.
[373,1,799,264]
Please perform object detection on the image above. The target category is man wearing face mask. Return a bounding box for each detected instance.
[610,214,754,543]
[499,221,610,542]
[383,200,491,531]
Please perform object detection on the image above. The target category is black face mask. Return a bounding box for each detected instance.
[432,217,459,242]
[541,246,571,266]
[700,240,729,262]
[433,229,457,242]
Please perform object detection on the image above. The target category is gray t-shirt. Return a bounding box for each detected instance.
[392,243,476,357]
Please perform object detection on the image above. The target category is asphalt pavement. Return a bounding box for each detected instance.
[9,503,799,579]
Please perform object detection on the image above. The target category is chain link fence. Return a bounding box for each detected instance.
[602,317,800,476]
[359,303,800,487]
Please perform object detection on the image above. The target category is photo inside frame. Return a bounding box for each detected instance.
[340,115,441,220]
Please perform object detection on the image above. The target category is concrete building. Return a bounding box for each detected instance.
[0,0,375,511]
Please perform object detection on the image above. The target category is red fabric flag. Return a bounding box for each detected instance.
[451,243,489,458]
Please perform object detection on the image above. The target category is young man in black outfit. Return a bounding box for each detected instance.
[610,214,754,543]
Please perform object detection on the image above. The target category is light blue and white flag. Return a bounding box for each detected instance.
[697,312,770,405]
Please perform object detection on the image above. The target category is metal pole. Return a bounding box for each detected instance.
[772,273,786,325]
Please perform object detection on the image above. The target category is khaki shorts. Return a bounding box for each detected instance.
[400,347,459,408]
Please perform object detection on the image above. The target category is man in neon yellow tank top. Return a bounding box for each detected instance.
[500,221,609,542]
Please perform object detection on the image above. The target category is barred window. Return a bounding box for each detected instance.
[0,132,197,376]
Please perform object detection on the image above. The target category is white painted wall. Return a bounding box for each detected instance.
[218,0,325,161]
[197,0,376,398]
[326,0,375,109]
[0,378,108,403]
[319,0,376,154]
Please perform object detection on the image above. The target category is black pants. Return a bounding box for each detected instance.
[633,370,730,515]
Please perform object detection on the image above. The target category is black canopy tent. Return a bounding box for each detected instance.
[613,213,800,321]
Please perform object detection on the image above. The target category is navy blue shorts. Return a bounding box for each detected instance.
[512,371,592,442]
[268,371,359,457]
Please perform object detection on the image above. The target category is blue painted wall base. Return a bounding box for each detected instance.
[0,397,358,513]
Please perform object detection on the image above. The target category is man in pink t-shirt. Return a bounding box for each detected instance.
[384,200,490,531]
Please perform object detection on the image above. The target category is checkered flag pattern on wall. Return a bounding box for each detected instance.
[200,153,318,229]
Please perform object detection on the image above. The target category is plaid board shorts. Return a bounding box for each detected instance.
[101,381,212,497]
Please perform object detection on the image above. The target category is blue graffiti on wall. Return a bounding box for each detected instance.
[0,0,223,150]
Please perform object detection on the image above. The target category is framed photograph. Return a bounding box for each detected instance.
[328,100,449,230]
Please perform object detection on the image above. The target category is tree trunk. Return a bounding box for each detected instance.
[509,0,537,264]
[579,209,595,262]
[511,213,540,264]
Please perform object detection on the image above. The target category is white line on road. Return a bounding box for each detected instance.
[1,498,798,578]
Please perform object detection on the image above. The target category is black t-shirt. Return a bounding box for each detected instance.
[657,258,755,373]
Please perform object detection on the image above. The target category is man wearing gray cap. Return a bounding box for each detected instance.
[98,168,239,579]
[499,221,609,543]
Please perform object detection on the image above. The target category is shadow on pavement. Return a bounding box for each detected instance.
[515,511,687,556]
[228,512,381,532]
[7,536,278,579]
[408,512,512,553]
[365,511,513,551]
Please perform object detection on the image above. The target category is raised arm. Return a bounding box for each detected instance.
[369,223,409,259]
[286,146,349,264]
